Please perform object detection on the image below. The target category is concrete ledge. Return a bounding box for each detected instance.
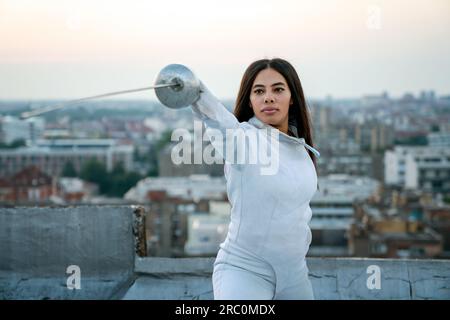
[1,206,449,300]
[0,272,136,300]
[0,206,136,299]
[135,257,215,276]
[124,257,450,300]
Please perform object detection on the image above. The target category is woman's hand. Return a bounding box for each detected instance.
[191,81,224,120]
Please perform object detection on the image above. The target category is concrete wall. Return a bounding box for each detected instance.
[0,206,135,299]
[1,206,449,300]
[123,257,450,300]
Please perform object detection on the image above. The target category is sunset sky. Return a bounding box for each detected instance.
[0,0,449,100]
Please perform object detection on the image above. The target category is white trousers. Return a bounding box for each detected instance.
[212,248,315,300]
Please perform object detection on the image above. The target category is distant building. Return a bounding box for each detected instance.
[57,177,98,203]
[0,116,45,145]
[184,201,230,256]
[158,141,224,177]
[419,90,436,102]
[0,166,54,204]
[308,174,380,257]
[318,121,394,164]
[0,139,133,177]
[428,131,450,147]
[323,154,373,177]
[423,205,450,257]
[361,92,391,107]
[384,146,450,193]
[356,122,394,152]
[125,174,227,204]
[144,194,188,257]
[143,193,217,257]
[349,204,443,259]
[384,146,408,187]
[125,175,228,257]
[184,211,229,257]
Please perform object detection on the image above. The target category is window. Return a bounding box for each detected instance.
[424,158,441,163]
[423,181,432,189]
[372,243,387,254]
[425,170,436,178]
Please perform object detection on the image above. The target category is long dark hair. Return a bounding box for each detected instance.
[233,58,319,173]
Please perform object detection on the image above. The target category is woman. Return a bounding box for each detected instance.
[191,58,320,300]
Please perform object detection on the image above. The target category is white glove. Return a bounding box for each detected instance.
[191,80,222,120]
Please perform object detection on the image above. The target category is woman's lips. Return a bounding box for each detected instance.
[261,107,278,115]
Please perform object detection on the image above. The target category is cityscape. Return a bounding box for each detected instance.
[1,90,449,260]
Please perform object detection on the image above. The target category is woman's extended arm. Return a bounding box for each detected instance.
[191,81,239,131]
[191,81,245,164]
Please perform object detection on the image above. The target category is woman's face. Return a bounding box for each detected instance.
[249,68,293,133]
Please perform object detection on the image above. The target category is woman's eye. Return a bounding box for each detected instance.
[253,88,283,94]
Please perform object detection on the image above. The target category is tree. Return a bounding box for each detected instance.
[78,159,143,197]
[108,171,142,197]
[146,166,158,177]
[10,139,26,148]
[0,138,26,149]
[62,161,77,177]
[444,195,450,204]
[111,162,125,176]
[80,159,109,193]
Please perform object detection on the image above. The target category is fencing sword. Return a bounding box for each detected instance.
[20,64,201,119]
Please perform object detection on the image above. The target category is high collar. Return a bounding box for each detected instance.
[248,115,321,158]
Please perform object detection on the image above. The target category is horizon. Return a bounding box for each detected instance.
[0,88,446,104]
[1,0,449,100]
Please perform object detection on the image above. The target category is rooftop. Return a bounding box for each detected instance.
[0,206,449,300]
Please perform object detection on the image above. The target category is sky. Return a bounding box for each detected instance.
[0,0,449,100]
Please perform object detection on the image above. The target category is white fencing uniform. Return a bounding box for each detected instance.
[191,82,320,300]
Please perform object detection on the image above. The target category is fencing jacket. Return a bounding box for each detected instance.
[191,99,320,292]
